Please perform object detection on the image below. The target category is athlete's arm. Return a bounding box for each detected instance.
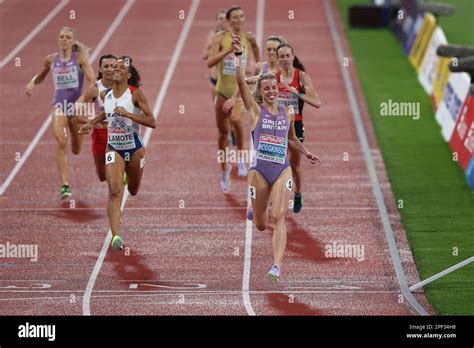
[287,108,320,164]
[74,85,99,122]
[77,53,97,89]
[299,71,321,108]
[254,61,263,76]
[25,54,54,95]
[207,32,234,68]
[203,30,214,60]
[246,32,261,63]
[233,34,259,125]
[78,110,106,134]
[117,88,156,129]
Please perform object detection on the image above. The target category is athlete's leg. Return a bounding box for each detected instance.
[231,99,248,176]
[230,100,244,151]
[125,147,145,196]
[215,93,231,172]
[105,149,126,238]
[92,128,107,182]
[68,116,84,155]
[247,170,271,231]
[51,108,70,186]
[269,167,293,268]
[289,147,302,194]
[93,155,106,182]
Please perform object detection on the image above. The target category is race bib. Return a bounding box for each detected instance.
[107,115,135,150]
[256,134,287,164]
[277,91,299,113]
[53,66,79,90]
[223,53,247,75]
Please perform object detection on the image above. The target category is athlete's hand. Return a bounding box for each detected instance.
[279,83,299,95]
[114,106,129,118]
[25,80,35,96]
[306,152,321,165]
[230,32,242,53]
[222,97,236,113]
[78,123,92,135]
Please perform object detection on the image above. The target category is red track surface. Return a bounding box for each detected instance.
[0,0,432,315]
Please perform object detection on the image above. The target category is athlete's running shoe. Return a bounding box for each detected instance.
[246,207,253,221]
[220,164,232,193]
[60,185,72,200]
[238,161,248,176]
[293,192,303,213]
[111,235,123,251]
[267,264,280,282]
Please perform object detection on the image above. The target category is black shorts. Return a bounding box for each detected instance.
[294,120,305,143]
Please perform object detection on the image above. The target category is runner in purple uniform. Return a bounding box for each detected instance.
[232,33,321,281]
[26,26,95,199]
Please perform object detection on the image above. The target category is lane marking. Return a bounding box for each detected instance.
[0,0,136,196]
[0,206,380,212]
[0,0,70,69]
[128,283,207,290]
[241,0,266,317]
[1,289,402,295]
[82,0,200,316]
[323,0,428,316]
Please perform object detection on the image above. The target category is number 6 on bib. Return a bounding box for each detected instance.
[106,152,115,165]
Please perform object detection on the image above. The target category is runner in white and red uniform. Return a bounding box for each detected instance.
[276,43,322,213]
[77,54,117,181]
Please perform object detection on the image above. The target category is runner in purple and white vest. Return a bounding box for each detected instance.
[232,32,321,282]
[26,26,96,200]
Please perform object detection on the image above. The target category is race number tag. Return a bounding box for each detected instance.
[248,185,256,199]
[285,178,293,191]
[106,151,115,165]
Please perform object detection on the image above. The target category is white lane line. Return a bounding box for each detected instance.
[1,289,401,296]
[82,0,200,316]
[0,0,70,69]
[322,0,428,316]
[0,0,136,196]
[0,206,379,212]
[242,0,266,317]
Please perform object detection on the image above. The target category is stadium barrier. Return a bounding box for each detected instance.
[418,27,448,95]
[408,12,437,71]
[435,72,471,141]
[449,92,474,170]
[389,1,474,189]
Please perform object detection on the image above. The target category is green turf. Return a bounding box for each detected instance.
[335,0,474,315]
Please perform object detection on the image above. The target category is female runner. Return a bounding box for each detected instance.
[233,33,320,281]
[79,57,156,250]
[26,26,96,199]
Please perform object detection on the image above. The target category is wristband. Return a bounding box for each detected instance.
[235,51,243,56]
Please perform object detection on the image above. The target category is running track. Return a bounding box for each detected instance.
[0,0,433,315]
